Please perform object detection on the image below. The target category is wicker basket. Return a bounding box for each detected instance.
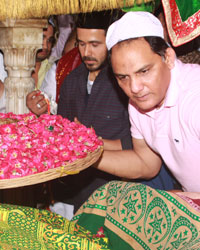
[0,146,103,189]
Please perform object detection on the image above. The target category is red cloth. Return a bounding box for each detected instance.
[56,47,82,102]
[162,0,200,47]
[191,199,200,206]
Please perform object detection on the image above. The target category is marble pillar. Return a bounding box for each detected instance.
[0,19,47,114]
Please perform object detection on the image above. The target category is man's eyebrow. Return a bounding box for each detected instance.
[113,64,151,77]
[135,64,151,73]
[77,39,102,44]
[113,72,127,77]
[76,38,82,41]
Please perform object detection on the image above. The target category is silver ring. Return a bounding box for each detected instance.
[37,103,41,109]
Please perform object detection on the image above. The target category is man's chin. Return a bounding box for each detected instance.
[86,63,106,72]
[36,52,49,62]
[138,106,155,114]
[131,100,156,114]
[86,65,98,71]
[36,56,47,62]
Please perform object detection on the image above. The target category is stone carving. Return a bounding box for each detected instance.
[0,19,47,114]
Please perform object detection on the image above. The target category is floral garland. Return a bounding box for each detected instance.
[0,113,103,179]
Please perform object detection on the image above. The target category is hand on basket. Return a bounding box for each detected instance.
[74,117,81,125]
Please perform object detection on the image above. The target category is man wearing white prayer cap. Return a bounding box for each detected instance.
[95,11,200,193]
[106,11,164,51]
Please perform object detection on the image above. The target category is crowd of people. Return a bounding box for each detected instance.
[0,6,200,249]
[26,10,178,216]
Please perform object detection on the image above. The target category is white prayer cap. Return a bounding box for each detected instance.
[106,11,164,50]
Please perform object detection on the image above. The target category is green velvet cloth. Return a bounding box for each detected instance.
[175,0,200,21]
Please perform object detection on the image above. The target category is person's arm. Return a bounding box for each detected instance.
[103,134,133,151]
[95,137,162,180]
[49,15,74,61]
[40,63,57,101]
[102,139,122,150]
[26,90,48,116]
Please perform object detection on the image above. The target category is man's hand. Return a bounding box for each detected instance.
[26,90,48,116]
[74,117,81,125]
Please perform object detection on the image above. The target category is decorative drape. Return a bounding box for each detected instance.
[0,0,154,21]
[162,0,200,47]
[0,0,198,47]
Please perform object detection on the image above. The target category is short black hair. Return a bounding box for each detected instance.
[144,36,169,58]
[76,10,125,31]
[110,36,169,56]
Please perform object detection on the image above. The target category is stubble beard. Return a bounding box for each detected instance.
[85,58,107,73]
[36,49,50,62]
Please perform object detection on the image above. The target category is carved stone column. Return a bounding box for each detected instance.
[0,19,47,114]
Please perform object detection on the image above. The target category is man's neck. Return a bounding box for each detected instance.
[88,70,101,81]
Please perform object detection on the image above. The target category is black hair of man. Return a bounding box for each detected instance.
[76,10,124,31]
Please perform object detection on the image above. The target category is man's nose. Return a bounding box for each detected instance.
[84,44,92,56]
[130,78,144,94]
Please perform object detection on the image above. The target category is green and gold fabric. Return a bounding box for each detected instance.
[0,181,200,249]
[73,181,200,250]
[0,203,109,249]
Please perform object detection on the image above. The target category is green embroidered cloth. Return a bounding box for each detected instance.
[0,204,109,249]
[73,181,200,249]
[122,0,200,47]
[122,0,161,14]
[162,0,200,46]
[0,181,200,249]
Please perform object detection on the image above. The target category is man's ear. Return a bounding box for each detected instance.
[164,48,176,69]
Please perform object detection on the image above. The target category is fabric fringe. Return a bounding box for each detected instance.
[0,0,154,21]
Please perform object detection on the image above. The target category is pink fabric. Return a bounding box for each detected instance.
[129,59,200,192]
[175,193,200,212]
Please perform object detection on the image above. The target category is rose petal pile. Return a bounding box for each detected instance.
[0,113,103,179]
